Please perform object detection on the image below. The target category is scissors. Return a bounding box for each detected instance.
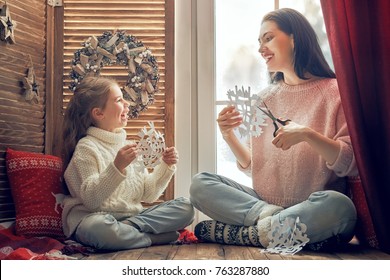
[257,101,291,137]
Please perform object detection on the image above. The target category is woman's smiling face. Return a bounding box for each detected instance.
[258,20,295,74]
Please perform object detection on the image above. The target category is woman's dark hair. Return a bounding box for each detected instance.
[61,76,117,170]
[262,8,335,83]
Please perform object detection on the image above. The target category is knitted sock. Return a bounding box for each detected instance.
[194,220,263,247]
[257,216,272,248]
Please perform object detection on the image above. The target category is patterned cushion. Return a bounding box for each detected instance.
[5,148,66,239]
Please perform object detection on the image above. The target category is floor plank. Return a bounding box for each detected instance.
[246,246,269,260]
[335,247,390,260]
[72,243,390,260]
[166,245,180,260]
[138,245,177,260]
[172,244,197,260]
[222,245,255,260]
[82,250,120,260]
[281,249,341,260]
[263,252,285,260]
[196,243,225,260]
[112,247,146,260]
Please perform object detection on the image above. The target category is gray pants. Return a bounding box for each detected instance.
[74,197,194,250]
[190,172,357,244]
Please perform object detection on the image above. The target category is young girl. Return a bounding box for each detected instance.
[61,76,194,250]
[190,8,358,250]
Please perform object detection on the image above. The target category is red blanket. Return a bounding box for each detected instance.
[0,224,85,260]
[0,224,197,260]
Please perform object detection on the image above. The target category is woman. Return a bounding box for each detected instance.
[190,8,358,250]
[61,76,194,250]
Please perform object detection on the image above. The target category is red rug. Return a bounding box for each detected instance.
[0,224,198,260]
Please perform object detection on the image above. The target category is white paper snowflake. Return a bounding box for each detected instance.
[261,216,310,255]
[227,85,267,137]
[251,105,269,137]
[135,121,166,169]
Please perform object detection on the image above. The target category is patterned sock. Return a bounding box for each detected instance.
[194,220,262,247]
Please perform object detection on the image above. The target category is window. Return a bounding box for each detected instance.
[214,0,332,187]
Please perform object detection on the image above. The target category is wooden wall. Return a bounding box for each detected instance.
[0,0,47,222]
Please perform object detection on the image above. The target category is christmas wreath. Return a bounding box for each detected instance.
[69,30,159,118]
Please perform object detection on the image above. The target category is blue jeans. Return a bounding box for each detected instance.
[190,172,356,244]
[74,197,194,250]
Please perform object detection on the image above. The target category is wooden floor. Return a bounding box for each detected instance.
[71,242,390,260]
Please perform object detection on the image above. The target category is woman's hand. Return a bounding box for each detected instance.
[217,105,243,139]
[272,121,309,150]
[217,105,251,168]
[114,143,138,172]
[273,121,340,164]
[272,122,340,165]
[162,147,179,166]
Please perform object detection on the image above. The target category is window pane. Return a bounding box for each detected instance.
[215,0,274,187]
[279,0,334,69]
[216,105,252,186]
[215,0,273,101]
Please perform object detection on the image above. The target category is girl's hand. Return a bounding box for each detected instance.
[217,105,242,139]
[272,121,309,150]
[114,143,138,172]
[162,147,179,166]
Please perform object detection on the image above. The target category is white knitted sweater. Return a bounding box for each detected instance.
[61,127,176,237]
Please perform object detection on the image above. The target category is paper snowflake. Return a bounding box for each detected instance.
[135,122,165,169]
[251,105,269,137]
[227,86,267,137]
[261,216,310,255]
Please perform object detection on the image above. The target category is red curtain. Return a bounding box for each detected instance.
[321,0,390,253]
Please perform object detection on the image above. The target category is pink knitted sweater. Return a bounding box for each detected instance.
[240,78,358,208]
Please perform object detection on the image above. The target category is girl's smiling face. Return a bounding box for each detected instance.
[93,84,130,132]
[258,20,295,75]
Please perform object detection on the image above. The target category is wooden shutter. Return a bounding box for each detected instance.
[61,0,174,200]
[0,0,47,222]
[63,0,172,136]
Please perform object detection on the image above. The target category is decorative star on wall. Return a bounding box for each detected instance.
[0,1,17,44]
[23,56,40,104]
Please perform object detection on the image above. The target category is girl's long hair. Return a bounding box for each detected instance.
[262,8,335,83]
[61,76,117,170]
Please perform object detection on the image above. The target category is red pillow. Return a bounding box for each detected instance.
[5,148,66,239]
